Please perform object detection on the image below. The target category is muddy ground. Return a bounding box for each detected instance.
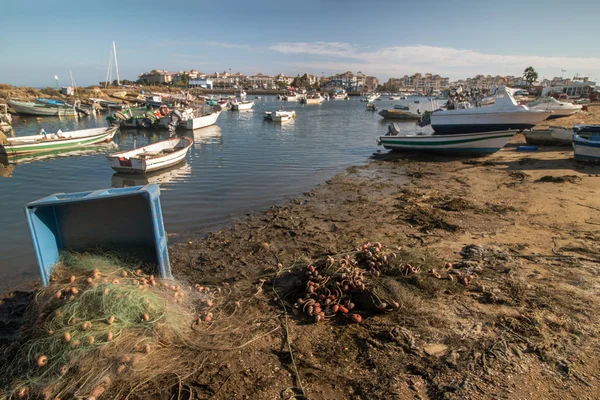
[2,133,600,399]
[167,133,600,399]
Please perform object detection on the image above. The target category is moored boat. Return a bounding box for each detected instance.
[378,124,516,154]
[264,110,296,122]
[523,127,573,146]
[107,136,193,173]
[0,126,118,155]
[378,109,422,120]
[7,99,80,116]
[158,107,221,131]
[230,99,255,111]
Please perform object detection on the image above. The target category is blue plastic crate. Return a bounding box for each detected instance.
[24,184,171,286]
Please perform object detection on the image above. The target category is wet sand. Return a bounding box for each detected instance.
[164,133,600,399]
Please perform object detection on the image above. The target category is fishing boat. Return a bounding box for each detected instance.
[527,97,582,118]
[230,99,255,111]
[0,126,118,155]
[112,161,192,188]
[523,127,573,146]
[429,86,553,134]
[300,94,325,105]
[573,125,600,162]
[7,99,80,116]
[158,108,221,130]
[331,92,349,100]
[107,136,193,173]
[378,109,422,120]
[264,110,296,122]
[283,92,298,102]
[378,123,516,154]
[366,103,377,111]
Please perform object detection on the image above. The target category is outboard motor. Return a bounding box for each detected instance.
[417,111,432,128]
[168,110,183,133]
[387,123,400,136]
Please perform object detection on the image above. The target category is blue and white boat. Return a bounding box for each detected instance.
[378,124,516,155]
[573,125,600,162]
[36,98,68,106]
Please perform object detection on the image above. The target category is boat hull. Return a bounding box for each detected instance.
[431,110,552,134]
[379,110,421,120]
[107,137,193,173]
[1,126,118,155]
[379,130,516,154]
[231,101,254,111]
[184,110,221,130]
[8,100,78,116]
[524,129,572,146]
[573,133,600,162]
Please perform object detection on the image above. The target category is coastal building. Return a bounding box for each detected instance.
[365,76,379,92]
[541,76,596,98]
[327,71,357,90]
[247,73,276,89]
[384,73,450,93]
[138,69,174,85]
[188,78,213,89]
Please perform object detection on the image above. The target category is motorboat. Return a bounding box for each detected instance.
[527,97,582,119]
[284,93,298,102]
[158,107,221,131]
[430,86,553,134]
[573,125,600,162]
[331,92,349,100]
[378,123,516,154]
[107,136,193,173]
[230,99,255,111]
[1,126,118,155]
[366,103,377,111]
[524,127,573,146]
[378,109,422,120]
[264,110,296,122]
[300,94,325,105]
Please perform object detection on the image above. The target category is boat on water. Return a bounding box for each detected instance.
[7,99,82,116]
[230,99,255,111]
[264,110,296,122]
[573,125,600,162]
[366,103,377,111]
[379,109,422,120]
[393,104,409,110]
[527,97,582,119]
[0,126,118,155]
[300,94,325,105]
[158,107,221,130]
[430,86,553,134]
[331,91,349,100]
[107,136,193,173]
[112,161,192,188]
[283,92,298,102]
[378,123,516,154]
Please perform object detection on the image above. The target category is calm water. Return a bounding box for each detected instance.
[0,96,436,292]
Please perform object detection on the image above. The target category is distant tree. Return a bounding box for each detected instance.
[523,66,538,86]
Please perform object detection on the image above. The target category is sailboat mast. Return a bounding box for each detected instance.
[105,45,113,88]
[113,41,120,86]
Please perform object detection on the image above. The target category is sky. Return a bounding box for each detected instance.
[2,0,599,87]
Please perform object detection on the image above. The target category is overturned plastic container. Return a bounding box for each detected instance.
[25,184,171,286]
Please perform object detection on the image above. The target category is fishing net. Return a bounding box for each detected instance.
[0,252,277,399]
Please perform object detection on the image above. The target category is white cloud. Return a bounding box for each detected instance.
[269,42,600,80]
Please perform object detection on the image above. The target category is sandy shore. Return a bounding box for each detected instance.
[160,133,600,399]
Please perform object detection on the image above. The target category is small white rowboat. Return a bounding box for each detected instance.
[107,136,193,173]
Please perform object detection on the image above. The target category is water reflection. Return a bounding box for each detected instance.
[190,125,222,149]
[111,161,192,189]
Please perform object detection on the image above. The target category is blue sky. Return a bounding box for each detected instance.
[2,0,599,87]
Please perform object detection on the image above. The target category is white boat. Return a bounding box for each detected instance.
[300,94,325,105]
[107,136,193,173]
[331,92,348,100]
[284,94,298,102]
[236,90,247,100]
[573,125,600,162]
[1,126,118,155]
[217,99,230,110]
[159,108,221,131]
[230,99,255,111]
[527,97,582,119]
[378,124,517,154]
[430,86,553,134]
[8,99,80,116]
[264,110,296,122]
